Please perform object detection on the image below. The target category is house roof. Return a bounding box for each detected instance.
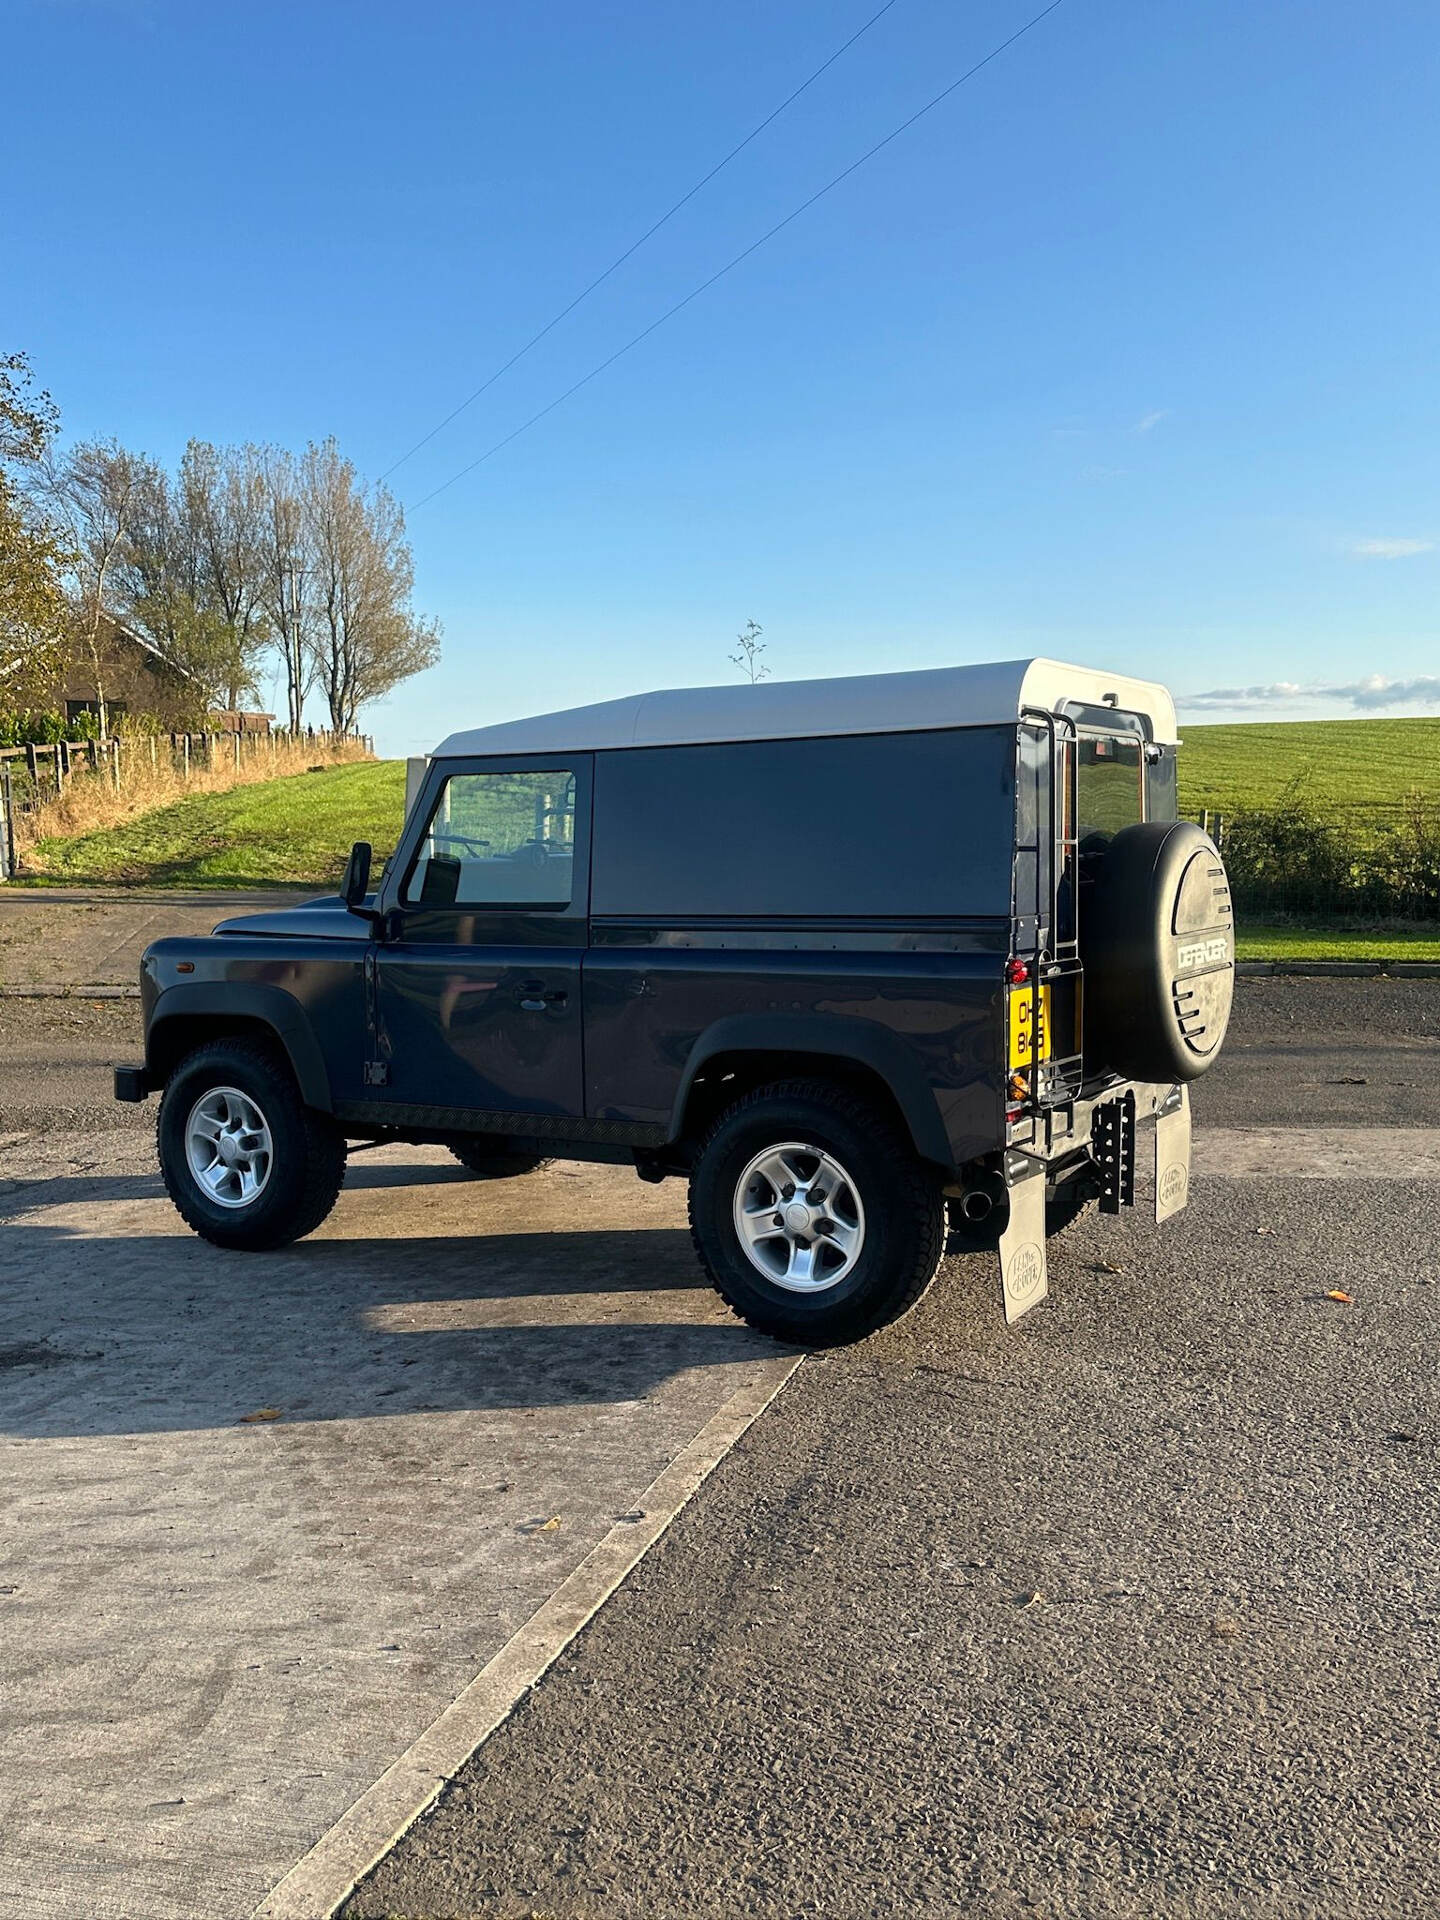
[100,611,196,681]
[1,609,195,688]
[433,657,1179,759]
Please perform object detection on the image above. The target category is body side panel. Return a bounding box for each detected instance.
[582,935,1005,1170]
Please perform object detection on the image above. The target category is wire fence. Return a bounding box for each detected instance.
[1189,799,1440,922]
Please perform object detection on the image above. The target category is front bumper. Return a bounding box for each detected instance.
[114,1064,153,1103]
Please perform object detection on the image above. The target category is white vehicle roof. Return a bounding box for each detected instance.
[433,657,1178,758]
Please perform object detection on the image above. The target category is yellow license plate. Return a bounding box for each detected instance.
[1008,984,1052,1069]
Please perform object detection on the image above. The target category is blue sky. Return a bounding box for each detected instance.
[6,0,1439,752]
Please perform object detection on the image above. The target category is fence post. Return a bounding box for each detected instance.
[0,764,13,881]
[182,734,190,781]
[233,730,241,773]
[150,735,158,774]
[112,737,121,793]
[55,744,65,796]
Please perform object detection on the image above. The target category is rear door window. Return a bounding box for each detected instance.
[1076,734,1145,843]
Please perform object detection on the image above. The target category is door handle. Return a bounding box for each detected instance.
[518,986,568,1011]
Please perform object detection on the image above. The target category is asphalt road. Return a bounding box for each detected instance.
[343,977,1440,1920]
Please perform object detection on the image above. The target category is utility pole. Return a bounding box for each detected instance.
[285,563,307,734]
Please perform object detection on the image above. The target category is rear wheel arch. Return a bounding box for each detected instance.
[670,1016,953,1171]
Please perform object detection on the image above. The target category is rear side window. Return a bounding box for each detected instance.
[404,768,577,907]
[591,727,1014,918]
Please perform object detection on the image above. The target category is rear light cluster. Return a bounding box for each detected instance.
[1005,958,1031,986]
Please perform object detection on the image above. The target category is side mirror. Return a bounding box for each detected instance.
[340,840,373,909]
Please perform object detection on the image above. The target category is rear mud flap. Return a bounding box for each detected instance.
[997,1159,1047,1324]
[1154,1085,1192,1224]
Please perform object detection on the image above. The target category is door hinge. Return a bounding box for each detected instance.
[363,1061,390,1087]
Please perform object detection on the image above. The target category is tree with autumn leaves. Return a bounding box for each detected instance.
[0,352,440,736]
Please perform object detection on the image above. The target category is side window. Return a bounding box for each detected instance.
[404,768,577,908]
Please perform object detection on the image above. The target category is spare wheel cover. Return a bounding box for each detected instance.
[1081,821,1235,1083]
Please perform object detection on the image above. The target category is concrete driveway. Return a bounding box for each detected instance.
[0,1134,788,1920]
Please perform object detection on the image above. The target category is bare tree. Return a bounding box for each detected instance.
[301,439,439,733]
[117,444,269,713]
[730,618,768,683]
[257,448,312,733]
[47,438,145,735]
[179,441,270,707]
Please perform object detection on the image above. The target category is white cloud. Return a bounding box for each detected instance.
[1349,537,1434,559]
[1183,674,1440,714]
[1133,409,1170,435]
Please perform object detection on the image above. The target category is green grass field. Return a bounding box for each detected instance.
[1236,922,1440,962]
[1179,715,1440,814]
[25,760,408,888]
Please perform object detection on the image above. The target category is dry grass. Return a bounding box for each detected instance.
[13,733,373,861]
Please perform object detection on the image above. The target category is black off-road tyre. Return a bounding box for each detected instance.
[448,1140,552,1180]
[157,1038,347,1251]
[688,1079,946,1347]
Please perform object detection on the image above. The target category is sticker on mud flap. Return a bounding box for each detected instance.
[1004,1241,1047,1318]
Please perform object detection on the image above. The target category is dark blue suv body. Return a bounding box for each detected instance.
[118,659,1234,1344]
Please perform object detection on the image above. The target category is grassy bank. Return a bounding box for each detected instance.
[21,759,406,888]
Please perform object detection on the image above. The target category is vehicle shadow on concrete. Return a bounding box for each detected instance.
[0,1177,777,1440]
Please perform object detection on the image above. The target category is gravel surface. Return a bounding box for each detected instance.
[0,886,303,987]
[0,999,145,1133]
[346,978,1440,1920]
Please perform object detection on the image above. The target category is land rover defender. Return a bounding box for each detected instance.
[115,658,1234,1344]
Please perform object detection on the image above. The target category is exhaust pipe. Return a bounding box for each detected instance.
[957,1187,995,1225]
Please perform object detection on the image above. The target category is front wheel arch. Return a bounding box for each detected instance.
[147,988,332,1111]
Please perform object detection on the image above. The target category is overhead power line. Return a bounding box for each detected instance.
[383,0,902,481]
[409,0,1067,512]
